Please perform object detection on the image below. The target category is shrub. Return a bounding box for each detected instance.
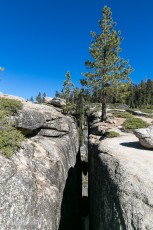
[123,117,149,131]
[140,108,153,114]
[108,103,129,109]
[112,111,133,118]
[0,126,25,157]
[0,98,25,157]
[106,131,120,138]
[0,98,23,114]
[146,114,153,118]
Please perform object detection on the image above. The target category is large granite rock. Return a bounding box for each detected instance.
[0,92,26,102]
[134,126,153,148]
[44,97,66,107]
[133,110,150,117]
[90,122,106,136]
[89,133,153,230]
[90,120,116,136]
[44,96,53,104]
[0,99,81,230]
[51,97,66,107]
[14,102,70,135]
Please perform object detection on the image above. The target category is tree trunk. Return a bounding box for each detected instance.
[101,91,107,122]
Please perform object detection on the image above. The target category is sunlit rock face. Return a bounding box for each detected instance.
[134,126,153,149]
[0,98,81,230]
[89,133,153,230]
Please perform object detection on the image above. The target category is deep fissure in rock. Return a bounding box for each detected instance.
[58,151,90,230]
[58,152,82,230]
[81,196,89,217]
[59,117,89,230]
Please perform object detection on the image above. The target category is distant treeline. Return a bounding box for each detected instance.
[128,79,153,108]
[28,79,153,110]
[55,78,153,109]
[100,79,153,109]
[28,92,46,104]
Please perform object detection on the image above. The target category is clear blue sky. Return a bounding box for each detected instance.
[0,0,153,99]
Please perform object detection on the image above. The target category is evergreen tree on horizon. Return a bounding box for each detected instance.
[42,92,47,103]
[30,96,34,102]
[36,92,42,104]
[83,5,133,121]
[62,71,74,103]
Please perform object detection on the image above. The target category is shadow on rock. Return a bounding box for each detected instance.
[120,141,147,150]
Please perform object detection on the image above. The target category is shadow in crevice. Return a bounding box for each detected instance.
[58,152,82,230]
[18,127,41,138]
[81,161,88,176]
[81,161,89,230]
[82,196,89,230]
[82,196,89,217]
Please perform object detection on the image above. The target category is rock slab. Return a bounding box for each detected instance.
[0,99,81,230]
[134,126,153,149]
[45,97,66,107]
[89,133,153,230]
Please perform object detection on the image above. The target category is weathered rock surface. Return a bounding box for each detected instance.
[0,100,81,230]
[90,119,117,136]
[14,102,69,135]
[134,126,153,148]
[133,110,151,117]
[0,92,26,102]
[90,122,106,136]
[89,133,153,230]
[44,97,66,107]
[50,97,66,107]
[44,96,53,104]
[108,108,126,113]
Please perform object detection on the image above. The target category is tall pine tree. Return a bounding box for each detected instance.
[62,71,74,103]
[36,92,42,104]
[83,6,133,121]
[42,92,47,103]
[30,96,34,102]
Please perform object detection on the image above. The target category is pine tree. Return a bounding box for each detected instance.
[30,96,34,102]
[36,92,42,104]
[55,90,62,98]
[73,87,80,105]
[76,89,85,145]
[42,92,47,103]
[62,71,74,103]
[146,79,153,106]
[83,6,133,121]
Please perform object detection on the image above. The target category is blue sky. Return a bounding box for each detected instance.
[0,0,153,99]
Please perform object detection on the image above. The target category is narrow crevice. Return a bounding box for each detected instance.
[82,196,89,217]
[81,161,88,176]
[81,118,89,230]
[58,151,82,230]
[59,117,89,230]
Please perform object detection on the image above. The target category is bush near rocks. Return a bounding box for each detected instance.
[112,111,133,118]
[0,98,23,114]
[0,98,25,157]
[141,108,153,114]
[123,117,149,132]
[106,131,120,138]
[0,127,25,158]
